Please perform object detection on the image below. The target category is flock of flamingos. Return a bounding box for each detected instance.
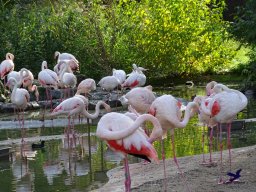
[0,51,248,191]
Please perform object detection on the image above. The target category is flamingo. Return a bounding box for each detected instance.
[98,75,121,100]
[76,78,96,96]
[149,94,199,192]
[0,52,15,80]
[59,60,77,98]
[6,68,29,90]
[112,68,126,84]
[22,69,39,102]
[38,61,59,111]
[54,51,79,74]
[201,83,248,184]
[120,85,155,114]
[193,95,217,166]
[122,64,146,88]
[6,77,30,142]
[96,112,162,192]
[206,81,217,96]
[50,95,111,122]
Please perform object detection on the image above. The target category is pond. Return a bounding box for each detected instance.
[0,84,256,191]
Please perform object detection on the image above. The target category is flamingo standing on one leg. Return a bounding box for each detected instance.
[201,83,248,184]
[6,77,30,143]
[149,94,199,192]
[96,112,162,192]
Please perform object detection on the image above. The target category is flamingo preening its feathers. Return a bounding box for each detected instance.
[54,51,79,74]
[120,85,155,114]
[76,78,96,96]
[96,112,162,192]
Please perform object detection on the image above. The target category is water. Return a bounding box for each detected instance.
[0,84,256,191]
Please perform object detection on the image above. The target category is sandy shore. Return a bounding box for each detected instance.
[94,145,256,192]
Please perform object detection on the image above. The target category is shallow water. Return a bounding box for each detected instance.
[0,84,256,191]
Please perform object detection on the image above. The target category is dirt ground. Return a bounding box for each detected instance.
[94,145,256,192]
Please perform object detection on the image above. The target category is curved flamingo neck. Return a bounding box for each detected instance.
[97,113,161,141]
[175,102,199,128]
[82,101,108,119]
[41,61,48,71]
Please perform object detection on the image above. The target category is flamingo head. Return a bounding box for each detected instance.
[148,107,156,117]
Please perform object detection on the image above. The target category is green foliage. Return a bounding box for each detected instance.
[0,0,245,80]
[110,0,236,76]
[231,0,256,45]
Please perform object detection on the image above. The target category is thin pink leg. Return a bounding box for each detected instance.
[209,127,213,163]
[218,123,224,184]
[171,134,191,192]
[124,155,131,192]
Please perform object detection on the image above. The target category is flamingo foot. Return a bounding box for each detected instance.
[141,160,150,165]
[219,179,244,185]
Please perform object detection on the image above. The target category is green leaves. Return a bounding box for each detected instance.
[0,0,243,79]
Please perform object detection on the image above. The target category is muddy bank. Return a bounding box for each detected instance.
[94,145,256,192]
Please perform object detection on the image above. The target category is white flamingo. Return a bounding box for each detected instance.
[76,78,96,96]
[54,51,79,74]
[0,52,15,80]
[38,61,59,110]
[6,77,30,142]
[59,60,77,98]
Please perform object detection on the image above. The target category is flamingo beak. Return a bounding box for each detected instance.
[148,107,156,116]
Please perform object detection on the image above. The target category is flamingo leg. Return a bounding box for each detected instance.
[161,139,167,192]
[218,123,224,184]
[123,155,131,192]
[171,134,191,192]
[227,122,232,171]
[200,125,206,165]
[208,126,218,166]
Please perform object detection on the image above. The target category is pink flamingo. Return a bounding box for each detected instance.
[38,61,59,110]
[201,83,248,184]
[54,51,79,74]
[0,52,15,80]
[6,68,30,90]
[96,112,162,192]
[193,95,217,166]
[120,85,155,114]
[6,77,30,143]
[149,94,199,192]
[206,81,217,96]
[76,78,96,96]
[122,64,147,89]
[58,60,77,98]
[22,69,39,102]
